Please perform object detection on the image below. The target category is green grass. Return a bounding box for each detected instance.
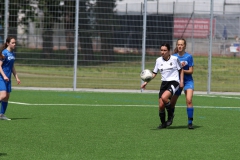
[1,90,240,159]
[14,54,240,92]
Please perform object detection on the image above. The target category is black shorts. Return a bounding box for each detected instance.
[159,81,180,98]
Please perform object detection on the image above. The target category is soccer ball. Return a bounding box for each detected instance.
[140,69,153,82]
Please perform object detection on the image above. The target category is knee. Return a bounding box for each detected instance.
[161,96,169,104]
[159,101,165,111]
[186,99,193,106]
[0,93,8,100]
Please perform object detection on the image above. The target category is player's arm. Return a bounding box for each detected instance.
[12,65,21,84]
[179,68,184,89]
[0,60,9,81]
[141,72,157,89]
[184,66,193,75]
[183,56,194,75]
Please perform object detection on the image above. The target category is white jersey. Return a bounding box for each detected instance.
[153,55,182,82]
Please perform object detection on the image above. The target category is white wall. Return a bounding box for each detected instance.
[116,0,240,14]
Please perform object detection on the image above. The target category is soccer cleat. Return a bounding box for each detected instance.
[166,114,174,126]
[188,123,194,129]
[0,115,11,120]
[157,123,167,129]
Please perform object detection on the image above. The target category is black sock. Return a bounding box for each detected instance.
[159,110,166,124]
[165,102,173,120]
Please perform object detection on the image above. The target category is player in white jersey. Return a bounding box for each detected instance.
[168,38,195,129]
[0,37,21,120]
[141,43,184,129]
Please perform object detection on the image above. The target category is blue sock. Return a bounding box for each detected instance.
[1,102,8,114]
[187,107,194,124]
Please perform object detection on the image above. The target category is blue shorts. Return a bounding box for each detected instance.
[0,79,12,93]
[175,80,194,96]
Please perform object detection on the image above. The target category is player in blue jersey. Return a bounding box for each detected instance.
[166,38,194,129]
[0,37,21,120]
[141,43,184,129]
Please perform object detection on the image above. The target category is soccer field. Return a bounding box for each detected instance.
[1,90,240,160]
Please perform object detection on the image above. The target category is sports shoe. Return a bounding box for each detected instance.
[166,114,174,126]
[188,123,194,129]
[0,115,11,120]
[157,123,167,129]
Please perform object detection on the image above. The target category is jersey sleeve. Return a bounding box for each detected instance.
[152,59,159,74]
[1,50,7,61]
[188,55,194,67]
[176,58,182,70]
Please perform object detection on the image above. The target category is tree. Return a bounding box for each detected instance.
[0,0,33,42]
[78,0,94,63]
[63,0,94,63]
[95,0,116,61]
[63,1,75,58]
[37,0,62,57]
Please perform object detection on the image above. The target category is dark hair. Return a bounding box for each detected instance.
[174,38,187,53]
[0,36,15,60]
[160,43,171,51]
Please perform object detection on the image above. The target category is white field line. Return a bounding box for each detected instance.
[8,101,240,109]
[196,95,240,100]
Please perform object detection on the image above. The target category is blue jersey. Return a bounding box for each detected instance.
[0,49,15,80]
[172,52,194,82]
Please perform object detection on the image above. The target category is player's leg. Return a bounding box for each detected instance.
[166,94,179,126]
[170,95,178,113]
[158,90,172,129]
[0,80,7,100]
[0,81,11,120]
[185,89,194,129]
[0,91,9,120]
[0,93,10,120]
[158,97,167,129]
[165,81,180,126]
[157,83,167,129]
[171,88,182,114]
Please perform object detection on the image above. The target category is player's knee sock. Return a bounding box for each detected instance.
[1,102,8,114]
[187,107,194,124]
[165,102,173,119]
[159,110,166,124]
[0,101,3,114]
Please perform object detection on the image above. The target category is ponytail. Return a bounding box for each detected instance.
[174,47,178,54]
[0,36,15,60]
[0,43,7,60]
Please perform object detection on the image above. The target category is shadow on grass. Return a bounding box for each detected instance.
[10,118,32,120]
[0,153,7,156]
[150,125,202,130]
[168,125,202,129]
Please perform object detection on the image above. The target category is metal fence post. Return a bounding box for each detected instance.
[141,0,147,92]
[191,1,195,55]
[4,0,9,41]
[207,0,214,94]
[73,0,79,91]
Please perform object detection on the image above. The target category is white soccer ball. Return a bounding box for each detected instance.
[140,69,153,82]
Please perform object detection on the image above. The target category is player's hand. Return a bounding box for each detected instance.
[16,78,21,85]
[180,81,184,89]
[4,76,9,82]
[141,82,148,89]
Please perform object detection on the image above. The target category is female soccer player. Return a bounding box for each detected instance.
[0,37,21,120]
[141,43,183,129]
[168,38,195,129]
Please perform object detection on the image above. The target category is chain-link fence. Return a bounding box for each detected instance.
[0,0,239,92]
